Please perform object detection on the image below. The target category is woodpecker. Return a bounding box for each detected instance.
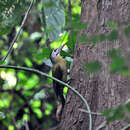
[50,44,67,119]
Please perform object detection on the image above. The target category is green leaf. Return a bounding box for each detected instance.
[79,34,89,43]
[35,47,51,60]
[90,36,99,44]
[0,60,4,65]
[0,99,10,109]
[89,34,107,44]
[107,30,118,41]
[41,0,65,41]
[71,21,88,30]
[33,108,43,118]
[66,31,77,54]
[25,75,39,89]
[107,21,117,29]
[84,61,102,74]
[50,31,69,49]
[0,0,26,35]
[103,105,124,123]
[124,26,130,37]
[45,103,53,115]
[110,58,127,73]
[107,48,121,59]
[98,34,107,42]
[17,72,27,81]
[125,102,130,113]
[23,114,29,121]
[31,100,41,108]
[120,70,130,76]
[8,125,14,130]
[24,58,33,67]
[108,48,127,73]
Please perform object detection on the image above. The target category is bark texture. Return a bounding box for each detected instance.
[60,0,130,130]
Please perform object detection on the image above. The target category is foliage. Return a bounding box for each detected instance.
[41,0,65,41]
[0,0,130,130]
[103,102,130,123]
[0,0,26,34]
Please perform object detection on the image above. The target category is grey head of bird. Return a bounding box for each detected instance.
[50,44,65,64]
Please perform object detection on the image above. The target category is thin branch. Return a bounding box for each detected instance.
[0,64,92,130]
[23,120,29,130]
[79,108,102,116]
[95,121,106,130]
[2,0,35,62]
[68,0,72,23]
[121,124,130,130]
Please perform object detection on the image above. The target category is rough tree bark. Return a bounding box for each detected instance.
[60,0,130,130]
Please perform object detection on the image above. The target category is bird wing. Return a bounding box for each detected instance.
[52,65,64,98]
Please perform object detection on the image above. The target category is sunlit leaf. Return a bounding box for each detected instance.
[23,31,29,38]
[23,114,29,121]
[25,75,39,89]
[17,72,27,81]
[47,71,53,84]
[33,108,43,118]
[8,125,14,130]
[71,0,81,14]
[31,100,41,108]
[24,58,33,67]
[45,103,53,115]
[0,99,10,109]
[50,31,69,49]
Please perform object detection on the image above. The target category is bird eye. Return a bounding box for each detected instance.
[54,49,57,52]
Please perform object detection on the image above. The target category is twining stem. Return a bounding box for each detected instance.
[0,64,92,130]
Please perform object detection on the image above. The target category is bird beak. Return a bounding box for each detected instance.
[58,43,66,53]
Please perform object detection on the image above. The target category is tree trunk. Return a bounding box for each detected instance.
[60,0,130,130]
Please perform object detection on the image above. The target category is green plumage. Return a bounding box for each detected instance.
[52,56,67,108]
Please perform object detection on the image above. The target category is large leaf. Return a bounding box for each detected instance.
[41,0,65,41]
[0,0,25,35]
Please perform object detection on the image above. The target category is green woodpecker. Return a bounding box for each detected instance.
[50,44,67,113]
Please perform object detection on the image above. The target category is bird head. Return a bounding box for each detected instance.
[50,43,65,63]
